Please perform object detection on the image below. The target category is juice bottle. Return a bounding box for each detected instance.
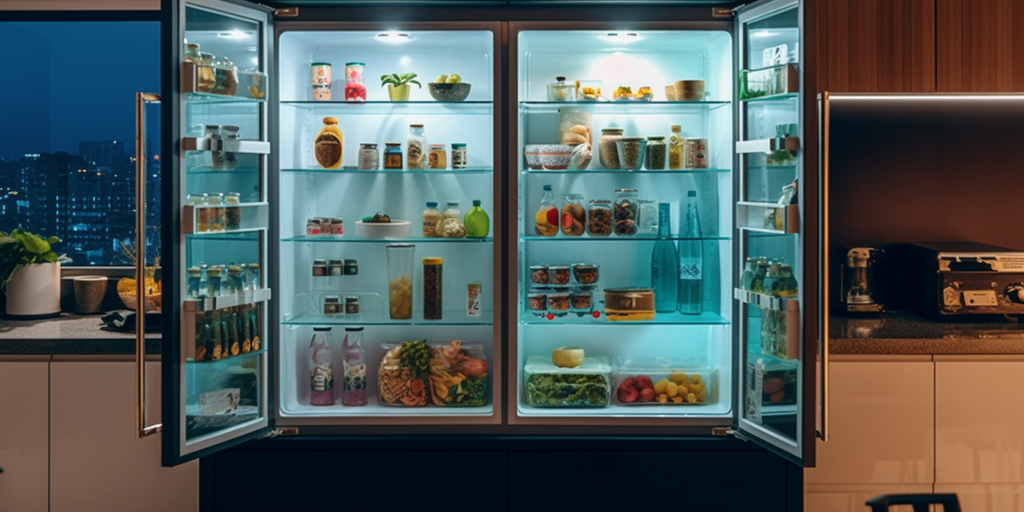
[309,327,335,405]
[315,116,343,169]
[341,326,367,406]
[464,199,490,238]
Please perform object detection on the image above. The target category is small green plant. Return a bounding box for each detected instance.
[0,228,63,293]
[380,72,422,89]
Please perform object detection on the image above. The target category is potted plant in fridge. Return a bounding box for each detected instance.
[0,228,65,318]
[380,72,421,101]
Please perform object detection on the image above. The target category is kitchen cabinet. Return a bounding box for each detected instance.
[819,0,936,93]
[937,0,1024,92]
[0,360,49,512]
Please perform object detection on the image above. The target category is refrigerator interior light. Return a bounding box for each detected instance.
[376,31,413,44]
[217,29,251,39]
[601,32,641,43]
[751,30,778,38]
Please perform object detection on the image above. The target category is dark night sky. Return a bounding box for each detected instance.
[0,21,160,160]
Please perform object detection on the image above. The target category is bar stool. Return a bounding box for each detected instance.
[866,493,961,512]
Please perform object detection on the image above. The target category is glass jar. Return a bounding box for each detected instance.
[437,201,465,238]
[613,188,638,236]
[528,291,547,317]
[186,266,202,298]
[616,137,647,171]
[206,193,226,232]
[343,62,366,102]
[406,124,427,169]
[598,128,624,169]
[226,265,244,295]
[311,62,331,87]
[184,43,201,63]
[328,259,344,276]
[546,76,575,101]
[645,136,667,170]
[212,56,238,96]
[386,244,415,320]
[323,295,341,317]
[216,125,239,170]
[206,266,223,297]
[423,257,443,320]
[451,143,467,169]
[422,201,442,237]
[197,52,216,93]
[224,192,241,230]
[357,143,379,170]
[428,144,446,169]
[637,199,659,236]
[330,217,344,236]
[383,142,403,169]
[312,259,327,277]
[345,295,360,315]
[587,199,612,237]
[560,193,586,237]
[546,292,570,316]
[306,218,322,236]
[669,124,684,170]
[187,193,210,232]
[246,263,261,291]
[684,138,709,169]
[549,265,571,286]
[529,264,550,285]
[312,84,331,101]
[570,290,593,316]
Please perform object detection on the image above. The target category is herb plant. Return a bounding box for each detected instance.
[0,228,63,292]
[380,72,422,89]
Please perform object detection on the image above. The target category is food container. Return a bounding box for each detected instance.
[546,292,570,316]
[355,220,412,239]
[575,79,602,101]
[613,358,715,405]
[237,68,267,99]
[378,340,430,406]
[616,137,647,171]
[357,143,379,170]
[560,194,586,236]
[598,128,624,169]
[587,199,612,237]
[613,188,638,236]
[548,265,571,286]
[523,355,611,407]
[684,138,709,169]
[637,199,659,237]
[546,76,574,101]
[528,291,547,316]
[529,264,550,285]
[603,287,655,321]
[673,79,706,101]
[343,62,366,102]
[311,62,331,87]
[428,340,490,406]
[645,136,666,170]
[570,289,593,315]
[571,263,599,284]
[524,144,572,170]
[212,56,238,96]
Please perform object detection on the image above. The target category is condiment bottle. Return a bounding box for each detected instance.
[423,258,443,320]
[315,116,343,169]
[534,184,558,237]
[407,124,427,169]
[422,201,442,237]
[383,142,403,169]
[668,124,684,170]
[428,144,447,169]
[464,199,490,238]
[341,326,367,406]
[309,327,335,406]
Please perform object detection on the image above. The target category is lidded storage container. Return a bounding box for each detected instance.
[523,355,611,407]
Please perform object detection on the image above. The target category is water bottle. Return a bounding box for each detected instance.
[678,190,703,314]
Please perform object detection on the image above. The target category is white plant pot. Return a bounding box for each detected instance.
[6,262,61,317]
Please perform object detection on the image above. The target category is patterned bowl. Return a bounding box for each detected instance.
[427,82,472,102]
[524,144,573,170]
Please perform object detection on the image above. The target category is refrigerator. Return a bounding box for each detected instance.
[157,0,820,468]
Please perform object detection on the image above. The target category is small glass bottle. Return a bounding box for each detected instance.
[206,193,226,232]
[423,257,443,320]
[309,327,335,406]
[422,201,442,237]
[383,142,403,169]
[535,184,558,237]
[645,136,667,170]
[612,188,638,237]
[246,263,261,291]
[679,190,704,314]
[740,257,756,291]
[226,265,244,295]
[407,124,427,169]
[464,199,490,238]
[224,192,241,230]
[341,326,367,406]
[186,266,202,298]
[357,143,379,170]
[668,124,684,170]
[560,193,586,237]
[587,199,612,237]
[451,143,467,169]
[206,266,223,297]
[428,144,447,169]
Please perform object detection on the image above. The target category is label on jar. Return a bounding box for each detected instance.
[312,63,331,86]
[452,145,467,169]
[467,282,481,317]
[684,138,708,169]
[312,85,331,101]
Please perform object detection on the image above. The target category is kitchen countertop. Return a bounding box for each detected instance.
[0,313,162,355]
[829,310,1024,355]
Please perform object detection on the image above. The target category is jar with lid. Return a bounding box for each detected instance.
[186,266,203,298]
[436,201,466,238]
[187,193,210,232]
[383,142,403,169]
[343,62,366,102]
[226,265,245,295]
[344,259,359,275]
[212,56,238,96]
[423,257,443,320]
[309,327,335,406]
[306,218,322,236]
[345,295,360,315]
[206,193,226,232]
[184,43,201,63]
[587,199,612,237]
[407,124,427,169]
[197,52,216,93]
[206,266,223,296]
[560,193,586,237]
[330,217,344,236]
[613,188,639,236]
[328,259,344,276]
[637,199,659,236]
[422,201,442,237]
[215,125,239,170]
[645,136,666,170]
[323,295,341,317]
[451,143,467,169]
[312,259,327,276]
[668,125,684,170]
[315,117,343,169]
[311,62,331,87]
[546,76,575,101]
[357,143,379,170]
[341,326,367,406]
[428,144,446,169]
[246,263,261,290]
[224,192,241,230]
[598,128,624,169]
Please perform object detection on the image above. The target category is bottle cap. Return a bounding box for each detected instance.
[473,199,481,206]
[423,257,444,265]
[410,123,424,128]
[543,184,552,191]
[688,190,696,197]
[313,326,332,331]
[323,116,338,125]
[426,201,438,207]
[345,326,364,331]
[671,124,682,132]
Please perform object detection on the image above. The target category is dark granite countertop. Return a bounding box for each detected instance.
[0,313,162,355]
[829,310,1024,355]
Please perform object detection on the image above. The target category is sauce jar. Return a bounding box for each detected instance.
[330,217,344,236]
[383,142,403,169]
[328,259,344,276]
[645,136,667,170]
[312,259,327,276]
[306,218,322,236]
[613,188,638,236]
[428,144,447,169]
[323,295,341,317]
[587,199,612,237]
[344,259,359,275]
[598,128,624,169]
[451,143,467,169]
[560,193,586,237]
[343,62,366,102]
[423,257,443,320]
[358,143,379,170]
[345,295,360,314]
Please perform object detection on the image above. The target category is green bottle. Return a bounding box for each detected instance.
[464,199,490,238]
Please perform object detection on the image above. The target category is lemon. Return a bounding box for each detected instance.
[447,74,462,83]
[435,74,448,84]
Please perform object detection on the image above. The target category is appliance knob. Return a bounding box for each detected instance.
[1006,284,1024,304]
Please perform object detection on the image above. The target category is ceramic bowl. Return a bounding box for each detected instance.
[355,220,412,239]
[524,144,573,170]
[427,82,472,102]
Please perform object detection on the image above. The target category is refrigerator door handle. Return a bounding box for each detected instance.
[817,91,830,442]
[134,91,162,439]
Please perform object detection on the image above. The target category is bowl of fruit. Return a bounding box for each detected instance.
[428,74,471,102]
[355,211,412,239]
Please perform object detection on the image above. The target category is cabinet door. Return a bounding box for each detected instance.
[805,358,933,485]
[937,0,1024,92]
[805,485,933,512]
[935,359,1024,485]
[934,483,1024,512]
[0,361,48,512]
[50,361,197,512]
[822,0,936,92]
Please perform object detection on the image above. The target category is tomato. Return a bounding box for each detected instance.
[462,358,488,378]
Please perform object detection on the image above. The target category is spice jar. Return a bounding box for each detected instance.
[645,136,666,170]
[428,144,446,169]
[357,143,379,170]
[345,295,360,314]
[560,193,586,237]
[598,128,624,169]
[407,124,427,169]
[587,199,612,237]
[328,259,344,276]
[549,265,571,286]
[207,193,226,232]
[613,188,638,236]
[423,257,443,320]
[530,264,550,284]
[383,142,403,169]
[616,137,647,171]
[312,259,327,276]
[451,143,467,169]
[224,192,241,230]
[306,218,323,236]
[323,295,341,317]
[330,217,344,235]
[422,201,441,237]
[184,43,201,63]
[206,266,223,297]
[344,259,359,275]
[187,266,203,298]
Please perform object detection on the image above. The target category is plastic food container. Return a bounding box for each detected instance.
[528,291,547,316]
[571,263,599,285]
[548,265,571,286]
[529,264,549,285]
[237,68,267,99]
[612,358,715,405]
[378,341,430,406]
[523,355,611,407]
[603,287,655,321]
[428,340,490,407]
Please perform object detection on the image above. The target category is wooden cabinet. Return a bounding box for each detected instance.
[818,0,936,93]
[937,0,1024,92]
[0,360,49,512]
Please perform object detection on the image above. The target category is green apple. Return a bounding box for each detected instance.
[446,74,462,83]
[434,74,448,84]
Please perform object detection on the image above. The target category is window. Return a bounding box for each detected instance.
[0,20,160,266]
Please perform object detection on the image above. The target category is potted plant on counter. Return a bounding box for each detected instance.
[380,72,421,101]
[0,228,65,318]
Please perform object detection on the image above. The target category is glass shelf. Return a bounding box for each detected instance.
[186,347,266,365]
[184,92,267,104]
[736,202,799,234]
[519,100,731,113]
[736,137,799,155]
[279,100,493,115]
[184,288,271,313]
[522,168,730,175]
[186,165,260,175]
[734,288,799,312]
[520,310,728,326]
[182,137,271,154]
[185,232,260,242]
[747,165,797,173]
[740,92,799,104]
[283,236,492,244]
[282,167,493,175]
[521,235,730,242]
[282,310,493,326]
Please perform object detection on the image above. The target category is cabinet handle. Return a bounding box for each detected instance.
[817,91,830,442]
[135,92,162,439]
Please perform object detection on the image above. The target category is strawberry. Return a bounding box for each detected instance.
[617,384,639,403]
[639,388,656,402]
[620,376,636,390]
[633,375,654,391]
[561,212,573,229]
[545,207,558,226]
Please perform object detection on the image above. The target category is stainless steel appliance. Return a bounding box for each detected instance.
[903,243,1024,316]
[839,247,885,313]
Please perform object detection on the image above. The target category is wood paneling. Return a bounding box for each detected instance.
[823,0,936,92]
[0,362,49,512]
[937,0,1024,91]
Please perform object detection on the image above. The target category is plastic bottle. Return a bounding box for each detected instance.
[678,190,703,314]
[315,117,343,169]
[534,185,558,237]
[309,327,335,406]
[464,199,490,238]
[422,201,442,237]
[341,326,367,406]
[651,203,679,313]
